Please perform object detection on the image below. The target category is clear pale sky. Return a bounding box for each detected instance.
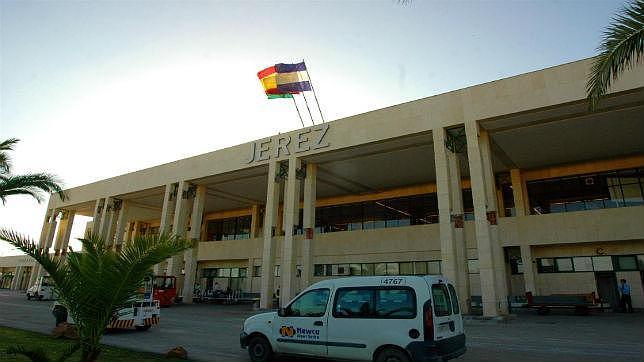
[0,0,625,255]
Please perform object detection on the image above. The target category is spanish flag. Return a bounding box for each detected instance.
[258,62,312,99]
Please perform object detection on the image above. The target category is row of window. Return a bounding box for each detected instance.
[313,261,442,277]
[527,168,644,215]
[536,254,644,273]
[205,216,252,241]
[201,267,248,278]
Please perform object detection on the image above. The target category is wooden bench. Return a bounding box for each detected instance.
[525,291,603,315]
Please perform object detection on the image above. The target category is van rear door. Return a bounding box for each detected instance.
[430,283,460,340]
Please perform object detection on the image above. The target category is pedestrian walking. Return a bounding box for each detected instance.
[619,279,633,313]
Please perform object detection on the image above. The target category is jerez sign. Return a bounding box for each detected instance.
[245,124,330,164]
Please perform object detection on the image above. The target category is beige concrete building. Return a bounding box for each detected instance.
[3,58,644,317]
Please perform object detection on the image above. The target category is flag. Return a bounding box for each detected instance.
[258,62,311,98]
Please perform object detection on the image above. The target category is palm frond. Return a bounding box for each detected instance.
[0,138,19,174]
[587,0,644,110]
[55,342,80,362]
[0,173,67,203]
[0,138,19,151]
[6,345,52,362]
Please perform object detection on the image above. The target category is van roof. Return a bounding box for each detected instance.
[307,275,450,290]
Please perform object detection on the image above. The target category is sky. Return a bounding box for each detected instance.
[0,0,626,255]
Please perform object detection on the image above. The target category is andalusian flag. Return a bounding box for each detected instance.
[258,62,312,99]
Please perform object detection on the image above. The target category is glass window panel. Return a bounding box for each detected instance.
[447,284,460,314]
[432,284,452,316]
[621,183,643,207]
[363,201,387,230]
[399,262,413,275]
[235,216,252,239]
[222,218,237,240]
[375,263,387,276]
[287,289,330,317]
[376,289,416,318]
[239,268,247,278]
[413,261,428,275]
[555,258,573,272]
[607,185,624,207]
[333,288,374,318]
[325,264,333,276]
[314,264,324,277]
[573,257,593,272]
[538,258,555,273]
[334,264,350,276]
[428,261,441,275]
[615,256,638,271]
[585,199,606,210]
[638,255,644,271]
[468,259,479,274]
[231,268,240,278]
[549,202,565,213]
[218,268,231,277]
[565,201,585,212]
[592,256,613,271]
[386,263,399,276]
[349,264,362,276]
[361,264,374,276]
[274,265,281,277]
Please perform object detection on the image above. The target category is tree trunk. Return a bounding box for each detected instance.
[81,345,101,362]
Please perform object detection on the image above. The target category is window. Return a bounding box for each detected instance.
[428,261,441,275]
[386,263,399,276]
[376,289,416,318]
[333,288,374,318]
[413,261,427,275]
[468,259,479,274]
[399,262,413,275]
[447,284,460,314]
[431,284,452,316]
[375,263,387,276]
[638,255,644,270]
[349,264,362,276]
[274,265,281,277]
[361,263,374,276]
[573,257,593,272]
[592,256,613,271]
[205,215,253,241]
[253,266,261,277]
[615,256,638,271]
[314,264,324,277]
[537,258,555,273]
[286,289,330,317]
[555,258,573,272]
[333,287,416,319]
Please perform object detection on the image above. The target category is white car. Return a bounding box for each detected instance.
[240,275,466,362]
[26,276,55,301]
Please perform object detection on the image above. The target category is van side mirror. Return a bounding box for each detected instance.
[278,308,286,317]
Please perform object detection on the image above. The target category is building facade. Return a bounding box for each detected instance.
[4,58,644,317]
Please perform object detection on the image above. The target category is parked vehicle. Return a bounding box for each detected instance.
[153,275,177,307]
[240,275,466,362]
[52,276,160,331]
[26,275,55,301]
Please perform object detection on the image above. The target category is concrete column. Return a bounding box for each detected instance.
[131,221,141,241]
[54,210,75,256]
[520,244,536,294]
[112,200,129,249]
[98,197,113,239]
[281,157,301,306]
[182,185,206,304]
[29,208,54,286]
[465,121,502,317]
[250,204,261,238]
[301,163,317,290]
[446,136,470,312]
[154,183,177,275]
[433,129,458,286]
[92,198,104,236]
[510,169,527,216]
[10,266,23,290]
[260,161,281,309]
[167,182,193,279]
[479,128,509,314]
[104,199,120,246]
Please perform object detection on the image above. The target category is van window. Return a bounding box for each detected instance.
[431,284,452,316]
[447,284,460,314]
[333,289,374,317]
[286,289,330,317]
[333,287,416,319]
[376,289,416,318]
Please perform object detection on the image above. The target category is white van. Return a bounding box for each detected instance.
[240,275,466,362]
[26,275,55,301]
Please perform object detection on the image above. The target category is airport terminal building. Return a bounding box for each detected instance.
[2,58,644,316]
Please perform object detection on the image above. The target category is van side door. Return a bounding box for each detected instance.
[273,288,329,357]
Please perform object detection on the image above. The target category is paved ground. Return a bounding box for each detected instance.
[0,289,642,362]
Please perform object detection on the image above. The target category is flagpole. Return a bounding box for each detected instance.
[303,59,325,123]
[301,92,315,126]
[291,95,305,128]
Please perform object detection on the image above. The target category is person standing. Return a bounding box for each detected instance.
[619,279,633,313]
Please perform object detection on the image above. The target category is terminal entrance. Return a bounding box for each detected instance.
[595,272,619,311]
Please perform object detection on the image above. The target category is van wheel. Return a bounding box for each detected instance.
[38,295,44,301]
[375,348,411,362]
[248,336,272,362]
[135,325,151,331]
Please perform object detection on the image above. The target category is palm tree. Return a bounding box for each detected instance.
[0,138,67,204]
[0,230,190,362]
[587,0,644,110]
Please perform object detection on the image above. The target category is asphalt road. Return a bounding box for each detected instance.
[0,290,642,362]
